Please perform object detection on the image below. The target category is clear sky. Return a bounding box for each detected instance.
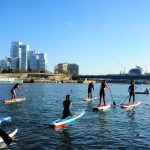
[0,0,150,75]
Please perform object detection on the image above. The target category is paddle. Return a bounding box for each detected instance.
[121,95,129,105]
[0,129,12,145]
[108,86,116,105]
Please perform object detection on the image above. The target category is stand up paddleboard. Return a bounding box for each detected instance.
[93,103,111,111]
[3,97,26,104]
[0,129,17,143]
[83,97,98,102]
[0,115,11,124]
[121,101,141,110]
[50,110,85,129]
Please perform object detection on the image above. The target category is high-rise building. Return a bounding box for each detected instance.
[21,44,29,71]
[10,41,30,71]
[10,41,22,58]
[10,41,22,70]
[11,57,19,71]
[0,41,49,73]
[0,56,11,71]
[30,53,39,72]
[39,53,48,72]
[54,63,79,75]
[27,50,35,71]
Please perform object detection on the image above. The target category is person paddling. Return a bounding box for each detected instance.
[144,88,149,93]
[88,82,94,99]
[99,80,108,105]
[62,94,72,119]
[128,80,137,104]
[11,83,23,100]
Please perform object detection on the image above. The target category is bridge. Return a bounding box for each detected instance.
[72,74,150,83]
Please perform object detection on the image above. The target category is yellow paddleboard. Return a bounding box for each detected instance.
[3,97,26,104]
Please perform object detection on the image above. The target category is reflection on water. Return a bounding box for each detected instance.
[127,109,140,144]
[61,128,73,150]
[98,111,109,135]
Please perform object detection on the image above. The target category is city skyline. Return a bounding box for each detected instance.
[0,0,150,74]
[0,41,48,73]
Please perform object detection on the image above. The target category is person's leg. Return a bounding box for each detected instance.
[133,93,135,104]
[99,91,102,105]
[88,90,90,98]
[90,91,92,99]
[11,90,15,100]
[129,93,131,103]
[14,90,16,99]
[103,92,106,105]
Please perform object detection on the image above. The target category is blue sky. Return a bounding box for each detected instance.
[0,0,150,74]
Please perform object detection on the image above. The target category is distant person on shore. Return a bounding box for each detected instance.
[99,80,108,105]
[11,83,23,100]
[88,82,94,99]
[62,94,72,119]
[128,80,137,104]
[144,88,149,93]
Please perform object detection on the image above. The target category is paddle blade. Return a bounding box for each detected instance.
[0,129,12,145]
[113,101,116,105]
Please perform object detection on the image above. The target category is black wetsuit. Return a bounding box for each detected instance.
[88,83,94,98]
[128,84,136,103]
[10,83,19,99]
[62,99,71,119]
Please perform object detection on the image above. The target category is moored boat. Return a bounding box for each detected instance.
[135,92,150,94]
[0,76,23,84]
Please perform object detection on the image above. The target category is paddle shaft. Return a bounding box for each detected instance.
[121,95,130,105]
[0,129,12,145]
[108,86,116,105]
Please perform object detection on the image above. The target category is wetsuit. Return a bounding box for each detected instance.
[128,84,136,103]
[88,83,94,99]
[11,83,19,100]
[62,95,72,119]
[99,82,108,105]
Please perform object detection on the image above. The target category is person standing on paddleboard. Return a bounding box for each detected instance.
[11,83,23,100]
[62,94,72,119]
[99,80,108,105]
[88,82,94,99]
[128,80,137,104]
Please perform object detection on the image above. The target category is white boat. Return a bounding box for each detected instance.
[0,76,23,83]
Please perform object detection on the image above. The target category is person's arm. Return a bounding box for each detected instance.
[128,86,130,93]
[105,83,109,89]
[69,101,72,109]
[17,86,23,93]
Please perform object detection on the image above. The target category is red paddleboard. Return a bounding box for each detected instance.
[93,103,110,111]
[121,101,141,110]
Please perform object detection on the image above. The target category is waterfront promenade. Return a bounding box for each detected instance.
[1,73,150,84]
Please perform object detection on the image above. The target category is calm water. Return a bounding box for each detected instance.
[0,83,150,149]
